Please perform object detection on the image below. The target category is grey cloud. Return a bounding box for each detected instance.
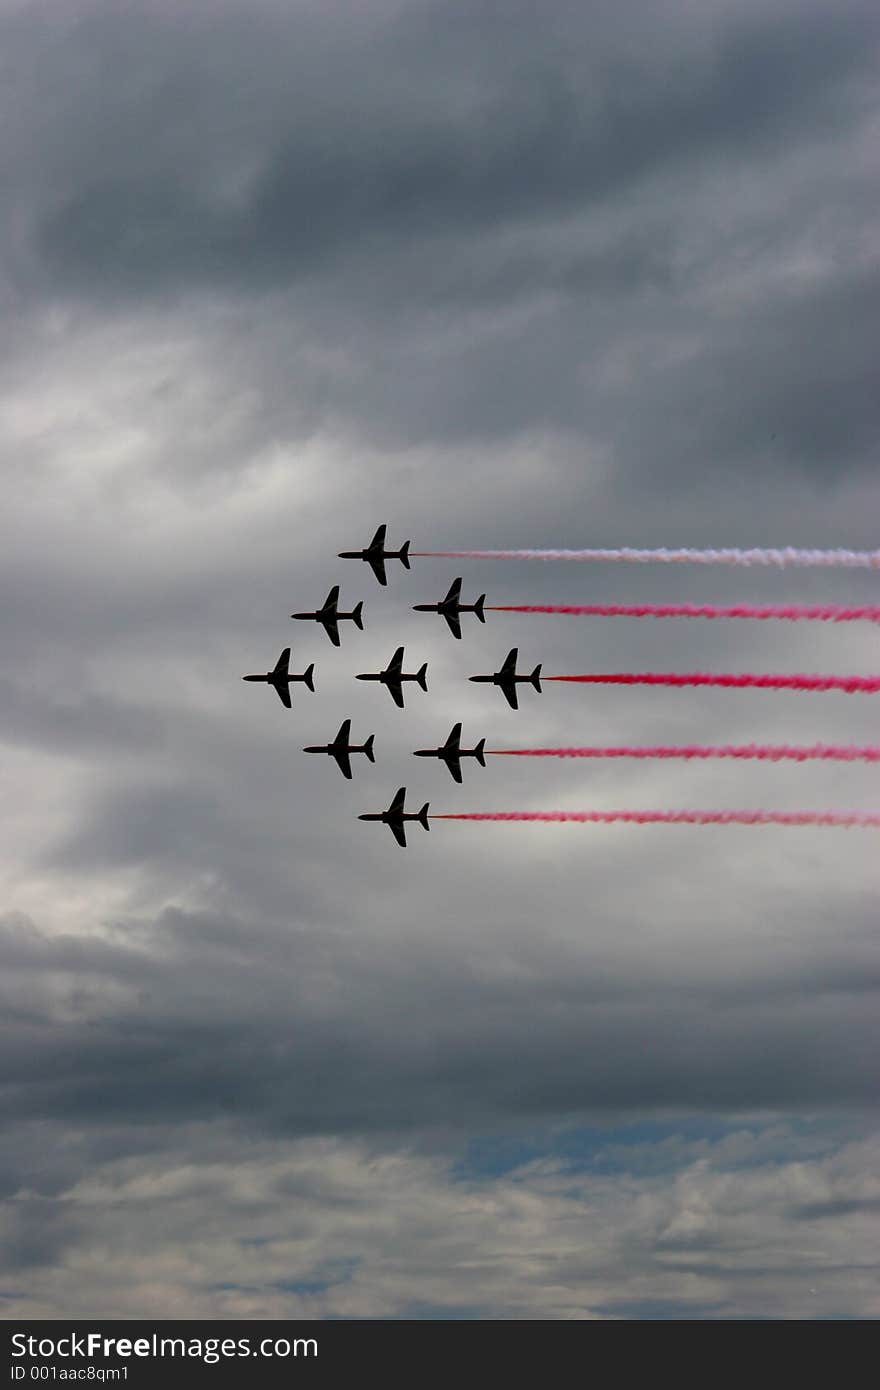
[791,1198,880,1221]
[613,264,880,480]
[0,680,164,759]
[0,1198,83,1273]
[2,909,878,1142]
[28,2,879,299]
[4,0,878,472]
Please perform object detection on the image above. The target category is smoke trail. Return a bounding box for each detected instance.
[490,744,880,762]
[489,603,880,623]
[412,547,880,568]
[433,810,880,827]
[547,673,880,693]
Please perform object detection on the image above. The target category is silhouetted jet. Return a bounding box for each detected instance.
[303,719,375,779]
[291,586,364,647]
[412,577,486,639]
[414,723,486,783]
[242,648,315,709]
[359,786,430,848]
[338,524,410,586]
[469,648,542,710]
[356,646,428,708]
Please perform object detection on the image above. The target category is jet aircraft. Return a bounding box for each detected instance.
[303,719,375,779]
[356,646,428,708]
[338,524,411,586]
[242,648,315,708]
[468,648,542,710]
[358,786,430,848]
[291,586,364,647]
[414,723,486,783]
[412,577,486,639]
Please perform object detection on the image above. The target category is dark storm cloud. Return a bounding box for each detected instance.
[2,907,878,1141]
[9,0,873,475]
[3,0,876,474]
[791,1197,880,1221]
[27,1,879,297]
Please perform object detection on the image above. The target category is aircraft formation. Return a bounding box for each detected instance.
[241,523,546,844]
[243,523,876,844]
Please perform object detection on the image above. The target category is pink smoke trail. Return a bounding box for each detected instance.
[433,811,880,828]
[412,547,880,568]
[489,744,880,762]
[488,603,880,623]
[547,673,880,693]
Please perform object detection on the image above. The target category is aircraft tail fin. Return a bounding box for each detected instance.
[353,601,364,630]
[304,663,315,692]
[475,738,486,767]
[364,734,375,763]
[417,663,428,691]
[419,803,430,832]
[400,541,411,569]
[530,664,542,692]
[475,595,486,622]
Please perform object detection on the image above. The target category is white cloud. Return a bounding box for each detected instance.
[3,1126,877,1318]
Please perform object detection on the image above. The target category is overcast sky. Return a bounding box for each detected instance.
[1,0,879,1319]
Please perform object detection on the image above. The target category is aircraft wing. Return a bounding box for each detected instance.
[500,648,518,674]
[370,525,387,548]
[501,681,519,710]
[387,647,405,673]
[324,585,340,607]
[390,821,407,848]
[443,609,462,639]
[447,758,463,784]
[444,578,462,602]
[332,747,353,779]
[389,788,407,814]
[367,555,387,585]
[273,682,292,709]
[321,616,341,646]
[273,647,291,677]
[389,681,405,708]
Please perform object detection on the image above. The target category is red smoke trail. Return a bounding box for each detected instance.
[490,744,880,762]
[412,547,880,568]
[488,602,880,623]
[547,673,880,693]
[433,810,880,827]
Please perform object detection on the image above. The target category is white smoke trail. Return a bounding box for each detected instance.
[414,547,880,568]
